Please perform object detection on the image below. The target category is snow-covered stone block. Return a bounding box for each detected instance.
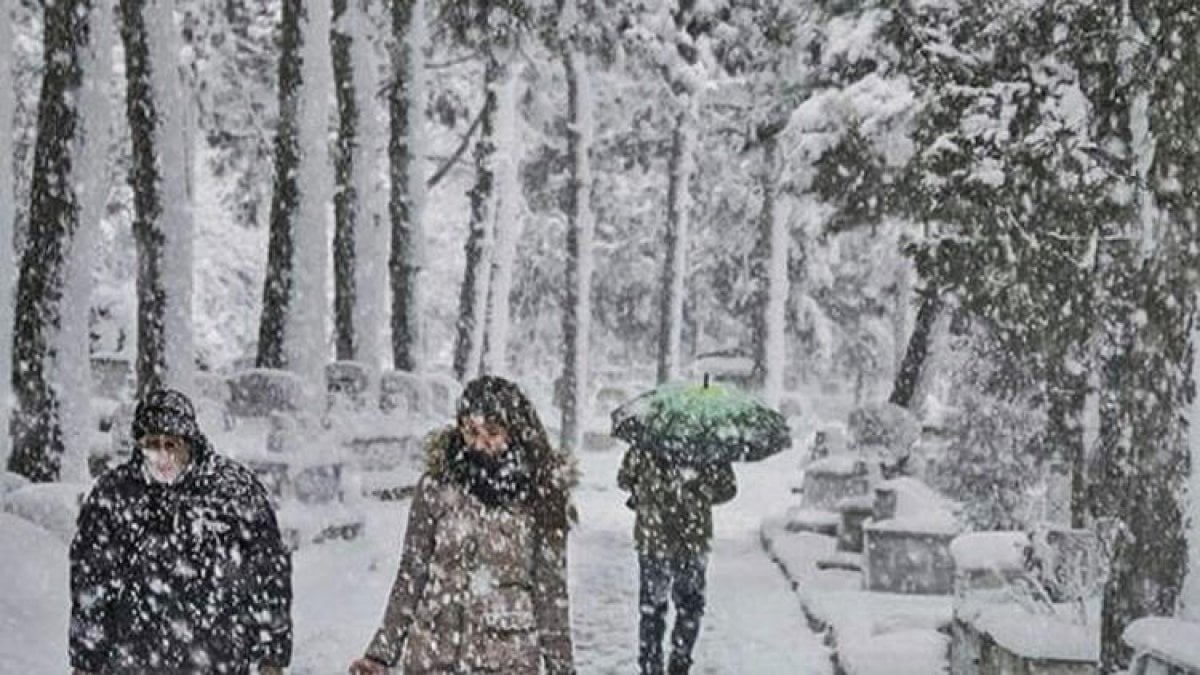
[864,519,959,595]
[325,360,372,413]
[0,482,86,544]
[0,471,30,496]
[784,506,840,535]
[1028,524,1103,603]
[952,602,1098,675]
[800,456,872,510]
[950,531,1030,597]
[344,433,424,472]
[424,374,461,419]
[90,353,133,399]
[379,370,427,415]
[836,494,875,553]
[1124,617,1200,674]
[228,368,304,418]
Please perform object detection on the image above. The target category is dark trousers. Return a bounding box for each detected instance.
[637,549,708,675]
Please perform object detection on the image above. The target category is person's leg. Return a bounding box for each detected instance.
[638,550,672,675]
[667,552,708,675]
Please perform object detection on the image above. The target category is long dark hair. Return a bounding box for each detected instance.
[455,376,576,532]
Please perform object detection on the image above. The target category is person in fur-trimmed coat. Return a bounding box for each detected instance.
[349,376,577,675]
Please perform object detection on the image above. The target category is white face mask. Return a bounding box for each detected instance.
[141,448,188,485]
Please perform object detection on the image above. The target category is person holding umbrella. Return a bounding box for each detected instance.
[612,377,790,675]
[618,445,736,675]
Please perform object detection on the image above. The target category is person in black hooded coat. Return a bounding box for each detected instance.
[69,388,292,674]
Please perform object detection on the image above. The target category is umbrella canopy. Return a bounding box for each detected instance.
[611,380,791,464]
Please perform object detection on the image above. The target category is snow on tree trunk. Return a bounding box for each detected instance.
[288,0,333,397]
[122,0,195,396]
[1184,305,1200,621]
[751,131,787,407]
[258,0,333,402]
[258,0,304,370]
[388,0,426,372]
[9,0,107,482]
[1091,5,1195,667]
[58,0,115,482]
[656,101,694,385]
[453,55,500,382]
[482,67,522,377]
[0,0,15,468]
[350,0,388,370]
[559,42,594,453]
[331,0,357,361]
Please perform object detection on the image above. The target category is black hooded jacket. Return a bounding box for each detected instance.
[69,436,292,674]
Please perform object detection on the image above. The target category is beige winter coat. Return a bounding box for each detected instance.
[365,432,574,674]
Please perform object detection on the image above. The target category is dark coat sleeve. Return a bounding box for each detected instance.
[617,447,640,493]
[365,476,439,666]
[241,479,293,667]
[694,462,737,505]
[69,482,120,672]
[532,522,575,674]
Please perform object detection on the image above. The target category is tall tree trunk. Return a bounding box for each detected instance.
[350,0,388,369]
[560,42,594,453]
[0,0,16,468]
[258,0,332,386]
[388,0,426,372]
[331,0,357,361]
[656,103,693,385]
[9,0,110,481]
[121,0,195,396]
[257,0,303,369]
[1044,362,1088,527]
[452,54,500,382]
[482,67,522,376]
[751,130,787,406]
[1088,4,1197,669]
[888,288,941,409]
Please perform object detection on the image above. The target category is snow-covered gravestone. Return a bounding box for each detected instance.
[424,373,461,419]
[785,454,871,535]
[325,360,372,414]
[862,477,962,595]
[228,368,304,418]
[379,369,427,416]
[1124,618,1200,675]
[89,353,134,400]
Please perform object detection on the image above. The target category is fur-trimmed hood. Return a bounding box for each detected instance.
[422,426,579,531]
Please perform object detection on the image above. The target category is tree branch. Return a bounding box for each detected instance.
[427,105,485,188]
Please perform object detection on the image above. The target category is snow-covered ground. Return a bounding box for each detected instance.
[0,429,832,673]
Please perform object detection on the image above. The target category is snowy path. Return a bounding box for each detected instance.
[0,442,827,673]
[285,447,830,673]
[570,450,832,674]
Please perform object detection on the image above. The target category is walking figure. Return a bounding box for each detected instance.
[69,388,292,674]
[349,376,577,674]
[618,445,736,675]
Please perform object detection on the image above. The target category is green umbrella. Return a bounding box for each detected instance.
[611,378,791,464]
